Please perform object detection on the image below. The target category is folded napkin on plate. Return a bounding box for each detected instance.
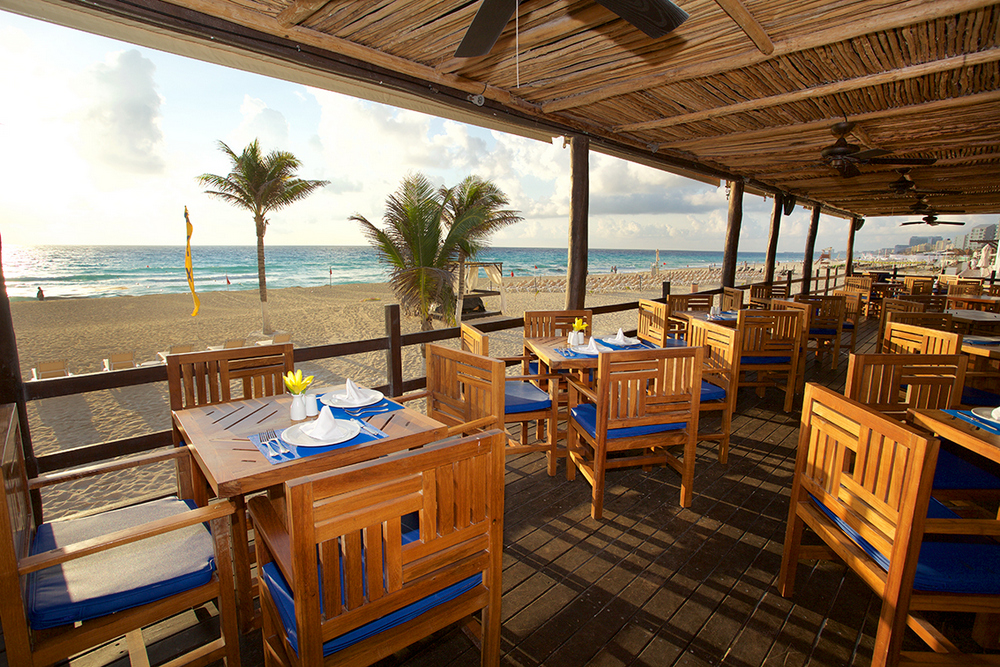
[994,406,1000,421]
[610,328,640,346]
[303,406,339,440]
[582,337,603,354]
[344,378,369,403]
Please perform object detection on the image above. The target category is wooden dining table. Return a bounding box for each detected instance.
[523,335,686,373]
[173,388,448,630]
[675,310,739,327]
[948,309,1000,334]
[947,294,1000,312]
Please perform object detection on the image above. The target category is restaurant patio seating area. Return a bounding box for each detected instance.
[8,309,999,667]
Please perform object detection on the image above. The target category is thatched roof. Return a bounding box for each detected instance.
[11,0,1000,222]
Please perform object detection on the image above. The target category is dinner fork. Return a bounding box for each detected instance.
[344,405,390,416]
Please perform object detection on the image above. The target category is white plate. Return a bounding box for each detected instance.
[971,407,1000,426]
[320,388,384,408]
[572,342,612,354]
[281,420,361,447]
[602,336,640,347]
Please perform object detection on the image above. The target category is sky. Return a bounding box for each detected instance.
[0,10,994,254]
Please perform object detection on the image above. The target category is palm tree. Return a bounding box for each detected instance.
[352,173,521,331]
[198,139,328,333]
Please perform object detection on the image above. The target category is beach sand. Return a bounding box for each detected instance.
[11,262,816,516]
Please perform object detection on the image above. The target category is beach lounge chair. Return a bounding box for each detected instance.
[255,332,291,346]
[157,344,194,363]
[30,360,70,380]
[102,352,136,371]
[208,338,247,351]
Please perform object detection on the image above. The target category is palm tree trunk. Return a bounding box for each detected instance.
[256,219,272,334]
[456,257,465,327]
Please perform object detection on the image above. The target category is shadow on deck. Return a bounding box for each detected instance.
[5,319,992,666]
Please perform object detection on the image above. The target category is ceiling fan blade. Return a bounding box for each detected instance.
[863,157,938,166]
[593,0,689,38]
[839,162,861,178]
[935,221,966,225]
[900,221,923,225]
[851,148,892,160]
[455,0,517,57]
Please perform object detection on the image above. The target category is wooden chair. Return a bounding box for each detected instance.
[735,309,803,412]
[248,430,504,667]
[779,383,1000,667]
[772,299,811,392]
[102,351,136,371]
[687,318,741,464]
[882,321,962,355]
[566,347,704,516]
[987,284,1000,297]
[794,294,846,370]
[878,297,925,348]
[457,329,564,477]
[845,275,876,317]
[522,309,592,375]
[901,293,948,312]
[833,289,861,354]
[0,404,241,667]
[948,282,982,298]
[667,293,712,336]
[721,286,744,311]
[903,275,935,295]
[420,344,504,438]
[886,310,954,335]
[30,360,70,380]
[844,352,967,421]
[748,284,772,309]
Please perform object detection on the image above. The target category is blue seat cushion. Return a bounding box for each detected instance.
[28,497,216,630]
[842,321,855,330]
[741,355,792,365]
[810,494,1000,594]
[934,449,1000,490]
[810,327,837,336]
[700,381,725,403]
[528,360,569,376]
[505,380,551,414]
[261,512,480,657]
[962,386,1000,407]
[571,403,685,439]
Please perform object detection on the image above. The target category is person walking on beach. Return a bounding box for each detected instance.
[36,287,44,301]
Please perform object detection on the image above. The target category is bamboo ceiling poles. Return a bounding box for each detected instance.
[721,179,744,288]
[566,135,589,310]
[801,204,822,294]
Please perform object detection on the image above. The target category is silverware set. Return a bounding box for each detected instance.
[256,429,291,458]
[344,404,391,416]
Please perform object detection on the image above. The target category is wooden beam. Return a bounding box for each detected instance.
[713,0,773,55]
[617,48,1000,133]
[845,216,860,276]
[764,193,784,283]
[541,0,998,112]
[801,206,822,295]
[721,180,744,288]
[566,136,589,310]
[276,0,330,27]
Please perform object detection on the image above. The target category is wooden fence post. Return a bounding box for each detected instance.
[385,304,402,397]
[661,281,671,300]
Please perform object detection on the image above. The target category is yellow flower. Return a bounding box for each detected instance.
[283,369,314,394]
[572,317,588,332]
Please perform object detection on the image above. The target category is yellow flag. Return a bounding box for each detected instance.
[184,206,200,317]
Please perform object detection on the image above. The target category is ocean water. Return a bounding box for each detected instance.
[1,245,807,300]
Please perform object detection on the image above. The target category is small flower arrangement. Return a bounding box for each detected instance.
[572,317,588,332]
[283,369,314,395]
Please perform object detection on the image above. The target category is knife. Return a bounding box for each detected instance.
[358,420,385,438]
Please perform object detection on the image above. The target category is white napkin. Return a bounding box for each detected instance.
[993,406,1000,422]
[344,378,367,404]
[304,406,340,440]
[582,337,603,354]
[612,328,639,345]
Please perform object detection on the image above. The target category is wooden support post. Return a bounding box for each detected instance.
[721,180,744,288]
[764,193,784,284]
[384,304,402,397]
[801,205,821,295]
[846,215,860,276]
[661,281,671,300]
[565,135,589,310]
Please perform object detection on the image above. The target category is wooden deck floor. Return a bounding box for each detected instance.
[5,320,995,666]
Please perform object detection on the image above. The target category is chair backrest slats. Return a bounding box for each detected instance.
[687,319,740,395]
[845,353,967,419]
[168,344,295,414]
[425,345,503,432]
[737,309,803,357]
[637,299,669,347]
[595,348,703,433]
[460,323,489,356]
[721,287,744,311]
[523,310,591,338]
[882,322,961,355]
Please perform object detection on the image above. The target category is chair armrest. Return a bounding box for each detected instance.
[392,390,429,403]
[29,448,189,491]
[446,415,500,436]
[565,376,597,404]
[498,354,531,363]
[18,499,236,575]
[247,495,293,584]
[923,518,1000,536]
[506,373,563,382]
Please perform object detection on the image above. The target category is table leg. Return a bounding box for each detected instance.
[973,613,1000,649]
[229,494,256,634]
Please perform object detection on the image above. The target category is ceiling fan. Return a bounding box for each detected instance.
[455,0,689,57]
[907,196,965,216]
[887,168,961,196]
[821,120,937,178]
[901,213,965,227]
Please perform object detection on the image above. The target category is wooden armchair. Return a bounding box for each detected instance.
[748,284,772,309]
[0,404,241,667]
[878,297,925,348]
[845,275,875,317]
[794,294,846,369]
[667,293,712,337]
[949,281,982,296]
[522,309,592,374]
[901,293,948,312]
[248,430,504,667]
[458,328,564,477]
[721,286,744,311]
[845,353,967,421]
[833,289,861,353]
[736,309,803,412]
[420,344,504,437]
[779,383,1000,667]
[566,347,703,516]
[687,318,741,464]
[882,321,962,355]
[903,275,935,295]
[637,298,683,347]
